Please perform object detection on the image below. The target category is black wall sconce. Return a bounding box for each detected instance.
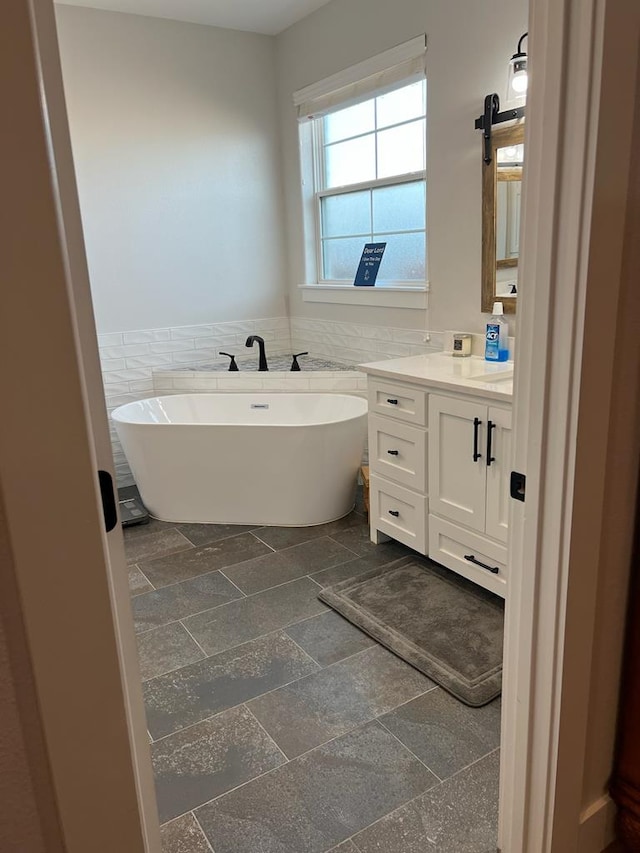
[474,32,528,165]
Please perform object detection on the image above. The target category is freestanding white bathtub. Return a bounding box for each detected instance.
[111,393,368,526]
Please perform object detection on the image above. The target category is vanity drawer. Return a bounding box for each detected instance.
[370,474,426,553]
[428,515,507,598]
[368,414,427,492]
[368,379,426,426]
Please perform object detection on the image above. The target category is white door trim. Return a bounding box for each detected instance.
[1,1,160,849]
[501,0,640,850]
[10,0,640,849]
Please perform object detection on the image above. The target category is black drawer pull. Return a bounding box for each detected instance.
[387,398,399,405]
[388,510,400,517]
[387,449,399,456]
[487,421,496,466]
[464,554,500,574]
[473,417,482,462]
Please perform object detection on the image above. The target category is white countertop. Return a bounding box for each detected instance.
[358,353,514,401]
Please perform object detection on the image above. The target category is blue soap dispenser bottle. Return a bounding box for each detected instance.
[485,301,509,362]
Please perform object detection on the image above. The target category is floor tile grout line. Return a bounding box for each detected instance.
[176,716,411,826]
[444,744,501,783]
[250,528,362,563]
[126,529,195,565]
[243,704,291,766]
[130,524,372,599]
[323,534,366,558]
[134,531,270,590]
[216,568,248,599]
[173,717,448,853]
[181,526,265,549]
[375,717,444,783]
[139,591,328,653]
[219,552,359,597]
[247,529,280,551]
[148,639,323,744]
[133,564,242,598]
[129,563,156,595]
[148,641,379,744]
[278,631,327,670]
[138,574,325,635]
[141,652,205,684]
[341,744,503,850]
[180,620,209,659]
[191,811,216,853]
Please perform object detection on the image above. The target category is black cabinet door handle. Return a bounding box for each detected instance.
[387,449,399,456]
[464,554,500,574]
[473,417,482,462]
[487,421,496,466]
[388,510,400,517]
[387,398,399,405]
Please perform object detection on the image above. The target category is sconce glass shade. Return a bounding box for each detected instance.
[507,33,528,102]
[508,56,528,94]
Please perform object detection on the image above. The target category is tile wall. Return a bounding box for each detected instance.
[100,317,291,485]
[290,317,443,364]
[101,316,445,486]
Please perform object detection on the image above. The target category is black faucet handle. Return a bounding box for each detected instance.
[291,352,309,372]
[219,352,239,371]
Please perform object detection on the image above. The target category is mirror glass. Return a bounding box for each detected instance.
[482,123,525,313]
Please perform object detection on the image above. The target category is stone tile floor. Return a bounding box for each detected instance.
[124,489,501,852]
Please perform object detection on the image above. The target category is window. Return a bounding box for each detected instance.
[294,36,428,302]
[314,80,427,285]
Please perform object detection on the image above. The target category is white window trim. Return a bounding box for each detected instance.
[298,283,428,309]
[295,38,428,307]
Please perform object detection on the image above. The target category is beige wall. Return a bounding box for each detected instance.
[0,499,61,853]
[56,5,288,333]
[579,0,640,812]
[276,0,527,334]
[1,0,158,848]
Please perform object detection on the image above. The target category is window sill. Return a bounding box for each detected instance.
[299,284,428,309]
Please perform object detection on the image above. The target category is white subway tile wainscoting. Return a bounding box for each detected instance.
[100,318,292,485]
[100,317,444,485]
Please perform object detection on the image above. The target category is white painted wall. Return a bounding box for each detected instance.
[276,0,527,335]
[55,5,287,333]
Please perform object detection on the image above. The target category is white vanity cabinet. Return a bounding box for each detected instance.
[363,355,513,598]
[367,377,428,554]
[428,394,511,597]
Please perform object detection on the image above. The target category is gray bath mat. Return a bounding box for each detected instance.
[318,556,504,707]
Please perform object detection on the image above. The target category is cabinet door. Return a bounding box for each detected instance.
[428,395,487,533]
[485,406,513,544]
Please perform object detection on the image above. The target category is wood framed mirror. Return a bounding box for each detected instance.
[482,122,525,313]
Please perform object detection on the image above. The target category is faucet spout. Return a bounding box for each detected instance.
[245,335,268,371]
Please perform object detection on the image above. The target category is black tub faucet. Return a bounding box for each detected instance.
[291,352,309,371]
[245,335,268,371]
[219,352,239,371]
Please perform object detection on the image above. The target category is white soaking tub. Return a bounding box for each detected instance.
[111,393,368,526]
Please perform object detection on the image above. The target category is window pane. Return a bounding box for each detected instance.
[376,80,426,129]
[324,100,375,144]
[322,237,368,280]
[377,119,426,179]
[321,191,371,238]
[325,134,376,188]
[372,181,425,233]
[375,232,425,281]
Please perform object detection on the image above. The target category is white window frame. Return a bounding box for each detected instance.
[294,37,429,309]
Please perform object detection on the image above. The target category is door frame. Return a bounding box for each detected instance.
[1,0,160,850]
[501,0,640,850]
[3,0,640,850]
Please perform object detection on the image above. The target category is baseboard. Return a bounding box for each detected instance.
[579,795,617,852]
